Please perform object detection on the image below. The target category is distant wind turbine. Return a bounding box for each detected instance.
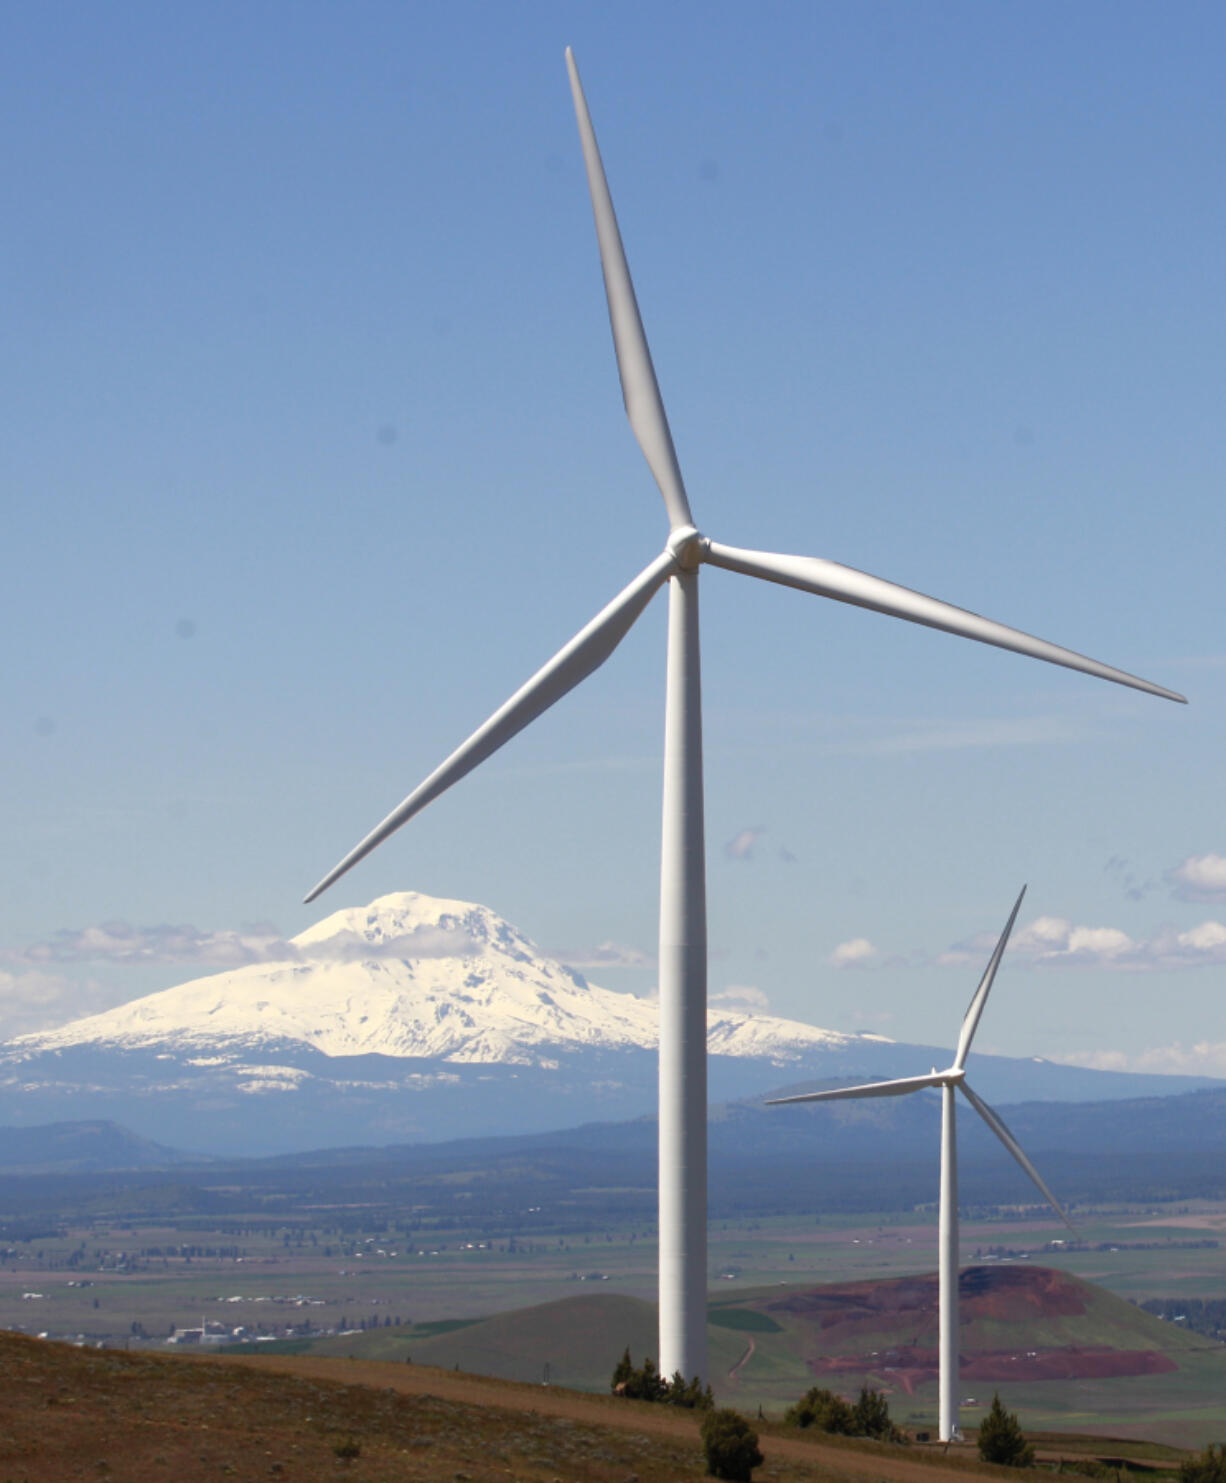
[767,887,1073,1441]
[304,52,1183,1384]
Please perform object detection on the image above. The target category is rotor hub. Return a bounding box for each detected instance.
[667,524,704,571]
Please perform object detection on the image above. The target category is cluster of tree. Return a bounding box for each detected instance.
[138,1243,246,1259]
[784,1385,903,1442]
[977,1393,1034,1467]
[1181,1443,1226,1483]
[1048,1240,1219,1254]
[1141,1297,1226,1342]
[701,1409,763,1482]
[610,1349,714,1409]
[339,1314,407,1330]
[0,1226,64,1245]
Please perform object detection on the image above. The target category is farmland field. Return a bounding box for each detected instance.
[3,1196,1225,1442]
[4,1204,1225,1339]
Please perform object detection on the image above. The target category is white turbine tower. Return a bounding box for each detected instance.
[767,887,1074,1441]
[304,52,1184,1384]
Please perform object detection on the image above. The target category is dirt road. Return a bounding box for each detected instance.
[728,1335,757,1382]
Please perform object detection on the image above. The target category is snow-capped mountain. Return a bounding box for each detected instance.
[2,892,1218,1157]
[12,891,873,1065]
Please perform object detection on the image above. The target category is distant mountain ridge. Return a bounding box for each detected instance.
[0,891,1218,1157]
[0,1120,194,1175]
[10,1080,1226,1209]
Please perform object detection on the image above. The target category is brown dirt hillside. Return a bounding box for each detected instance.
[763,1264,1186,1393]
[0,1329,1019,1483]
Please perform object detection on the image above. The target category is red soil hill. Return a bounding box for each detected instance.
[763,1264,1177,1394]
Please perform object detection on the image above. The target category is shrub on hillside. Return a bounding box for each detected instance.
[701,1408,764,1482]
[977,1393,1034,1467]
[784,1386,853,1433]
[850,1386,904,1442]
[611,1348,665,1401]
[1180,1443,1226,1483]
[665,1369,715,1409]
[611,1346,633,1390]
[784,1385,902,1442]
[609,1350,711,1408]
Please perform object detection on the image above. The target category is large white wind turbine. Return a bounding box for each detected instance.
[767,888,1073,1441]
[304,51,1184,1384]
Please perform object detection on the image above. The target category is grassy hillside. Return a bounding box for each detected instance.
[309,1292,748,1391]
[6,1327,1097,1483]
[0,1329,716,1482]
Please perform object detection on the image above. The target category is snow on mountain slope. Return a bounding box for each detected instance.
[10,892,876,1066]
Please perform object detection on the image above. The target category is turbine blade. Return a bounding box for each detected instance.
[954,886,1026,1071]
[960,1081,1075,1231]
[565,48,693,532]
[304,550,676,902]
[767,1070,953,1105]
[701,540,1186,704]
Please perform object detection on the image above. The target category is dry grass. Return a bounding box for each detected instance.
[1,1330,1167,1483]
[0,1331,707,1483]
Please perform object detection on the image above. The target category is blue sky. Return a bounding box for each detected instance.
[4,1,1224,1074]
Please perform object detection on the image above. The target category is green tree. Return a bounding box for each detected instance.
[665,1370,714,1409]
[701,1408,764,1482]
[784,1386,853,1434]
[850,1386,902,1442]
[611,1353,667,1401]
[977,1393,1034,1468]
[1180,1444,1226,1483]
[633,1354,667,1401]
[611,1352,711,1408]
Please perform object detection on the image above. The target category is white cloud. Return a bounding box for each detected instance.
[1178,921,1226,951]
[6,921,477,970]
[1064,924,1135,961]
[711,985,770,1010]
[1169,853,1226,902]
[724,828,765,861]
[861,714,1086,756]
[552,940,652,970]
[0,969,120,1039]
[10,921,294,968]
[1014,915,1075,952]
[943,914,1226,972]
[1053,1042,1226,1078]
[829,937,879,969]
